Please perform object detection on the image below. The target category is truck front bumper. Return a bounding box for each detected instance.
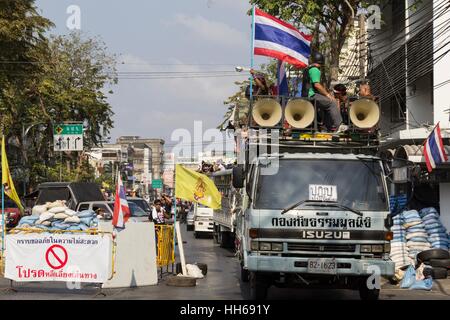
[247,255,395,277]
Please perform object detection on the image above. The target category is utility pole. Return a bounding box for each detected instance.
[359,13,367,81]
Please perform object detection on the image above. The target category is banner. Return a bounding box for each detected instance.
[5,234,111,283]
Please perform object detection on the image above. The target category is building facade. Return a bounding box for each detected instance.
[367,0,450,229]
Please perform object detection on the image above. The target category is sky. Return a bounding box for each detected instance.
[35,0,267,155]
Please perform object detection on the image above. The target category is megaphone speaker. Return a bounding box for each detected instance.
[285,99,315,129]
[349,98,380,129]
[252,98,283,127]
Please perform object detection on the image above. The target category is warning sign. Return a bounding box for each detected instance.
[45,245,68,270]
[5,234,111,283]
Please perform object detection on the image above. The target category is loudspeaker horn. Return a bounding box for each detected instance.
[252,98,283,127]
[349,98,380,129]
[285,98,315,129]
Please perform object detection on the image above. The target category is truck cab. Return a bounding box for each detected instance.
[234,151,394,300]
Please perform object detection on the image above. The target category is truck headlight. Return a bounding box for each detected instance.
[371,245,384,253]
[361,245,372,253]
[251,241,259,251]
[271,243,283,251]
[259,242,271,251]
[384,243,391,253]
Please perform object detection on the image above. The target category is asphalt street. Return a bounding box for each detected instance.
[0,225,449,300]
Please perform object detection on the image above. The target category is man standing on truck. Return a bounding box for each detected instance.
[302,52,347,133]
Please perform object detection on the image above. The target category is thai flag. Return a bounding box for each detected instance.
[112,172,131,228]
[277,60,289,96]
[254,8,312,68]
[424,123,448,172]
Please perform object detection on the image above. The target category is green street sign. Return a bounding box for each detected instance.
[54,124,83,135]
[152,179,163,189]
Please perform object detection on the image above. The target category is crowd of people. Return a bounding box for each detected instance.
[197,160,234,174]
[235,51,377,134]
[150,194,193,225]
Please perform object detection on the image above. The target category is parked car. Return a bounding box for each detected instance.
[35,182,104,210]
[186,209,194,231]
[1,199,24,228]
[127,197,151,215]
[108,201,149,223]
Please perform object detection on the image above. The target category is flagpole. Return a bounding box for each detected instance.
[250,5,256,102]
[1,135,5,258]
[173,166,177,251]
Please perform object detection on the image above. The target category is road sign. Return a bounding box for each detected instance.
[53,124,83,151]
[152,179,163,189]
[45,245,68,270]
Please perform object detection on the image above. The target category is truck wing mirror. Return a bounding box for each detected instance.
[232,165,244,189]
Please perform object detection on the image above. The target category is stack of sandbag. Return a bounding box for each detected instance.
[390,214,411,269]
[402,210,431,261]
[419,208,449,250]
[17,200,98,232]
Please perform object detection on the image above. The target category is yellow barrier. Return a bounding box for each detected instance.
[154,224,175,271]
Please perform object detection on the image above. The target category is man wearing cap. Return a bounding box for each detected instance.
[303,53,347,133]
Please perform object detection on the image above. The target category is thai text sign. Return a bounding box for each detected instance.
[5,234,111,283]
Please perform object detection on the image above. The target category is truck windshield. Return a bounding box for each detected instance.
[255,159,388,211]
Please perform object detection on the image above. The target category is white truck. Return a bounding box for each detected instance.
[211,170,239,248]
[193,203,214,238]
[232,95,395,300]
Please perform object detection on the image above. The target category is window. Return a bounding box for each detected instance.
[390,93,406,123]
[78,204,89,211]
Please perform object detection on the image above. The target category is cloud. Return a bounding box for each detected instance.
[170,14,247,48]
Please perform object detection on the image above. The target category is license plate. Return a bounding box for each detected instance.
[307,259,337,274]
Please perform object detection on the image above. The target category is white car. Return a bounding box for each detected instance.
[186,210,194,231]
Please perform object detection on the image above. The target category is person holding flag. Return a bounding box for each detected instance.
[112,171,131,229]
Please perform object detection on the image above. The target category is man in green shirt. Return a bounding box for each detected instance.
[303,52,347,133]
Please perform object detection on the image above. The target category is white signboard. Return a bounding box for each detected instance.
[53,134,83,151]
[5,234,111,283]
[309,185,338,202]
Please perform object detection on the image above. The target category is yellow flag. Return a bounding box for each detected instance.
[175,164,221,210]
[2,136,24,212]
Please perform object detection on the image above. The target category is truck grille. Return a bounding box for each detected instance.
[287,243,356,253]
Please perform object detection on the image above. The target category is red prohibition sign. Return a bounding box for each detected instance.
[45,245,68,270]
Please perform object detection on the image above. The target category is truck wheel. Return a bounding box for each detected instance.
[429,259,450,269]
[194,232,199,239]
[250,272,268,300]
[241,263,250,283]
[417,249,450,263]
[219,232,229,248]
[358,278,380,301]
[432,267,448,279]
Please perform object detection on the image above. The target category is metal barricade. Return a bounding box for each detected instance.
[154,224,175,277]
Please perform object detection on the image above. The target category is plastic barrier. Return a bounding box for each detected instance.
[155,224,175,274]
[100,222,158,288]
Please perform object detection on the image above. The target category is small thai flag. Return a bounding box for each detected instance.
[112,172,131,228]
[424,123,448,172]
[254,8,312,68]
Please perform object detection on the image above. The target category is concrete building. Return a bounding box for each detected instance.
[367,0,450,229]
[116,136,165,181]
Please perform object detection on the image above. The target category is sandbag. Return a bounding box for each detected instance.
[400,265,416,289]
[38,212,54,222]
[32,205,47,216]
[54,212,69,220]
[186,264,204,279]
[49,206,67,214]
[46,200,66,209]
[64,216,81,224]
[64,209,77,216]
